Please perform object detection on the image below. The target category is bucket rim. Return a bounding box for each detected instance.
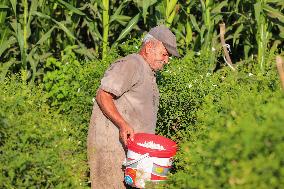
[127,133,177,157]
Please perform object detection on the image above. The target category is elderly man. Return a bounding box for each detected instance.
[87,25,179,189]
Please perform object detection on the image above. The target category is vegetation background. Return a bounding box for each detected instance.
[0,0,283,188]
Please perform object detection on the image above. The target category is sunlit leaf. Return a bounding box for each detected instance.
[233,24,243,46]
[56,0,86,16]
[211,0,227,14]
[109,0,129,23]
[8,0,16,15]
[36,26,56,46]
[263,4,284,23]
[116,13,140,42]
[189,14,200,33]
[0,59,14,81]
[186,21,192,45]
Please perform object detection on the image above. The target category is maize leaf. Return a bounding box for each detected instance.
[56,0,86,15]
[116,13,139,42]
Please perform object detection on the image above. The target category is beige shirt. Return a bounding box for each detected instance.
[93,53,159,134]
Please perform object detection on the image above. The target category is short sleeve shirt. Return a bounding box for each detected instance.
[95,53,159,133]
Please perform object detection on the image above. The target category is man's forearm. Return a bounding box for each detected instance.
[96,88,127,128]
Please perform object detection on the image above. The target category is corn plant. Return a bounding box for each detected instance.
[133,0,157,25]
[84,0,140,59]
[165,0,178,27]
[254,0,284,70]
[102,0,109,59]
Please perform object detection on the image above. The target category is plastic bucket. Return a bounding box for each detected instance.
[123,133,177,188]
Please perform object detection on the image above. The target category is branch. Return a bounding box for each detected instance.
[219,23,236,71]
[276,55,284,91]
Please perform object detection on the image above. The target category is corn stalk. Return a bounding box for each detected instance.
[102,0,109,59]
[254,0,270,71]
[199,0,227,64]
[165,0,178,27]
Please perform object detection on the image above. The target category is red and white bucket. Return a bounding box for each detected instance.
[123,133,177,188]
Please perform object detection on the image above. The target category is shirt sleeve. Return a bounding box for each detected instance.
[100,58,141,97]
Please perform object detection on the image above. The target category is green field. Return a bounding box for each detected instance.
[1,0,283,188]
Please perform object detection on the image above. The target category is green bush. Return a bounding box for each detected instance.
[156,51,217,140]
[156,57,284,188]
[0,77,87,188]
[42,48,117,138]
[1,43,283,188]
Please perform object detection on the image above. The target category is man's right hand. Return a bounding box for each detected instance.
[119,124,134,146]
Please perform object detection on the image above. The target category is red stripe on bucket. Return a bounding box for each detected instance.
[127,133,177,158]
[151,173,167,181]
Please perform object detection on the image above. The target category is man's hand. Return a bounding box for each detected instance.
[119,124,134,146]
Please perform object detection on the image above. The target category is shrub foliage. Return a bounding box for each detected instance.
[0,46,283,188]
[0,77,87,188]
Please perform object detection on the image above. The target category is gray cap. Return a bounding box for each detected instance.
[148,25,180,57]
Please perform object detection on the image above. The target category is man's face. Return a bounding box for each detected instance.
[146,41,169,71]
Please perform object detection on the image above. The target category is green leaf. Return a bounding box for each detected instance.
[0,5,9,9]
[36,26,56,46]
[0,59,14,81]
[110,15,131,24]
[142,0,157,24]
[211,0,227,14]
[116,13,140,42]
[27,1,39,39]
[83,19,102,40]
[8,0,16,15]
[27,46,39,81]
[53,20,76,40]
[33,11,51,19]
[33,11,76,40]
[278,25,284,38]
[10,20,25,62]
[233,24,243,46]
[166,0,178,18]
[189,14,200,33]
[0,36,16,57]
[186,21,192,45]
[254,2,261,26]
[56,0,86,16]
[75,43,97,60]
[109,0,128,23]
[263,4,284,23]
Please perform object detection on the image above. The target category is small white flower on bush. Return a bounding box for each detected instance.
[248,73,254,77]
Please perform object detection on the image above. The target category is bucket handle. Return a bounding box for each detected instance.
[123,153,149,167]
